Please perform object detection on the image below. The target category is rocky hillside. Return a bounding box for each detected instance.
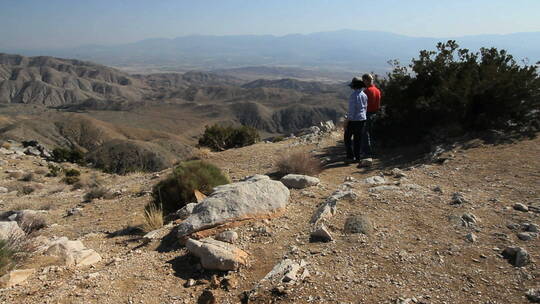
[0,128,538,303]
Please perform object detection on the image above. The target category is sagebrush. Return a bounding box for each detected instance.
[276,151,322,176]
[198,124,260,151]
[151,160,229,214]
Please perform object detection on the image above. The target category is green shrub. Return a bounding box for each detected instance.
[46,164,62,177]
[198,124,260,151]
[151,160,229,215]
[61,170,81,185]
[51,147,85,164]
[272,136,285,142]
[64,169,81,177]
[377,41,540,146]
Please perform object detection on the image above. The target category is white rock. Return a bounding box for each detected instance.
[0,221,25,240]
[175,175,289,239]
[513,203,529,212]
[310,190,357,224]
[358,158,373,167]
[185,238,248,271]
[280,174,320,189]
[364,176,386,185]
[310,224,333,242]
[466,232,477,243]
[0,269,35,288]
[215,230,239,244]
[0,187,8,194]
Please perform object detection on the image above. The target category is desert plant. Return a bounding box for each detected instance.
[142,203,164,232]
[377,41,540,146]
[0,239,15,275]
[272,136,285,143]
[83,186,112,202]
[61,168,81,185]
[46,164,62,177]
[51,147,85,164]
[198,124,260,151]
[20,173,35,182]
[276,151,323,176]
[18,213,47,234]
[151,160,229,215]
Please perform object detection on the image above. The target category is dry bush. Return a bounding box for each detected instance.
[193,147,213,160]
[83,186,113,202]
[18,213,47,234]
[20,173,35,182]
[142,203,163,232]
[21,185,36,195]
[276,151,323,176]
[0,230,35,276]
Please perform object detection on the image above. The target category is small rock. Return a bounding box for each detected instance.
[451,192,468,205]
[344,215,373,235]
[185,238,248,271]
[197,289,216,304]
[526,288,540,303]
[0,187,8,194]
[184,278,196,288]
[502,246,530,267]
[358,158,373,168]
[391,168,407,178]
[517,232,538,241]
[514,203,529,212]
[523,223,539,233]
[0,221,25,240]
[280,174,320,189]
[175,203,198,220]
[215,230,238,244]
[0,269,35,288]
[310,224,333,242]
[461,213,478,227]
[466,232,477,243]
[66,207,83,217]
[364,176,386,185]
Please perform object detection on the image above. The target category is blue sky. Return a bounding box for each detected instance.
[1,0,539,49]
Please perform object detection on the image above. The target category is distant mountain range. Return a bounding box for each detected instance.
[4,30,539,76]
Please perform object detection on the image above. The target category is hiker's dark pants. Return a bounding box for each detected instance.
[344,120,365,160]
[361,112,376,155]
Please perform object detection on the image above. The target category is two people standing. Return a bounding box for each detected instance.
[344,74,381,163]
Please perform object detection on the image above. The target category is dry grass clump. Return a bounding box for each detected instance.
[18,213,47,234]
[21,185,36,195]
[83,175,114,202]
[34,168,48,175]
[142,203,164,232]
[276,151,323,176]
[0,231,35,276]
[20,173,36,182]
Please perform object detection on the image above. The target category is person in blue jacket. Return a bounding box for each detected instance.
[343,77,368,163]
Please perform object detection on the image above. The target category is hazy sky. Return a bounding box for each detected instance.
[1,0,539,49]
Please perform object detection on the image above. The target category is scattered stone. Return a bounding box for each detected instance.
[185,238,248,271]
[175,203,198,220]
[175,175,289,239]
[215,230,238,244]
[358,158,373,168]
[344,176,357,182]
[0,269,35,288]
[310,190,357,224]
[262,259,306,284]
[502,246,531,267]
[526,289,540,303]
[461,213,478,227]
[0,187,8,194]
[513,203,529,212]
[507,223,521,230]
[184,278,196,288]
[364,176,386,185]
[368,185,400,192]
[44,237,102,267]
[310,224,333,242]
[344,215,373,235]
[517,232,538,241]
[523,223,539,233]
[280,174,320,189]
[391,168,407,178]
[66,207,83,217]
[451,192,468,205]
[466,232,477,243]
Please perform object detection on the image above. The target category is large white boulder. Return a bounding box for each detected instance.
[186,238,248,271]
[175,175,289,239]
[44,237,102,267]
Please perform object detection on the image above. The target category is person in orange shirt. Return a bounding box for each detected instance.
[361,74,381,156]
